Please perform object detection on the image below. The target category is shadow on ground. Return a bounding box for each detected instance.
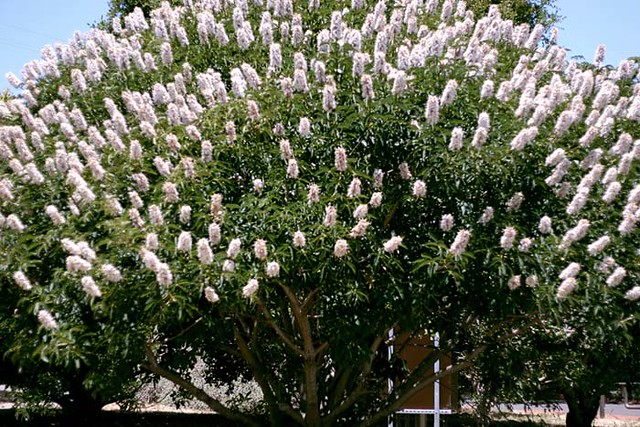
[0,409,244,427]
[0,409,552,427]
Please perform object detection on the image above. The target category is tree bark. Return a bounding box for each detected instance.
[564,388,600,427]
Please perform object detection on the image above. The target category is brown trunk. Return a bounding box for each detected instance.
[564,389,599,427]
[303,358,321,427]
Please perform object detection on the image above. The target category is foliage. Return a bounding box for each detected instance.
[463,303,640,426]
[466,0,560,29]
[1,1,639,426]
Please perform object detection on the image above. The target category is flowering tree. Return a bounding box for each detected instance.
[1,0,639,426]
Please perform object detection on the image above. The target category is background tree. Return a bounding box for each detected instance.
[1,1,639,427]
[464,305,640,427]
[466,0,560,28]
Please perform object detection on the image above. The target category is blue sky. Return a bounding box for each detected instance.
[0,0,639,93]
[556,0,640,64]
[0,0,108,93]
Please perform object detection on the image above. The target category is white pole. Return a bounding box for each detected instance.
[434,333,440,427]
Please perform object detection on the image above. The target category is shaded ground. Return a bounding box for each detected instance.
[0,409,553,427]
[1,408,638,427]
[0,409,244,427]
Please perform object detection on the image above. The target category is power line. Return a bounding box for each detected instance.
[0,22,63,41]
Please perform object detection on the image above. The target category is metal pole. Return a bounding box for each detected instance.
[599,395,605,418]
[434,333,440,427]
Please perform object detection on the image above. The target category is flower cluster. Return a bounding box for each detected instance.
[2,0,639,335]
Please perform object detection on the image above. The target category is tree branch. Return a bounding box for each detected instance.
[164,317,203,343]
[233,322,304,425]
[255,296,304,356]
[141,343,260,427]
[280,284,322,426]
[326,326,394,424]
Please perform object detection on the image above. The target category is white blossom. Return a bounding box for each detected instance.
[606,267,626,287]
[180,205,192,224]
[81,276,102,298]
[440,214,454,231]
[293,230,306,248]
[441,80,458,106]
[242,278,259,298]
[587,235,611,256]
[223,259,236,272]
[146,233,159,251]
[163,182,179,203]
[128,208,144,228]
[210,193,223,216]
[603,182,622,204]
[266,261,280,278]
[560,219,591,249]
[287,158,299,178]
[500,227,517,250]
[525,275,538,287]
[384,236,403,253]
[37,310,58,330]
[369,192,383,208]
[399,163,412,180]
[449,230,471,257]
[335,147,347,171]
[507,275,521,290]
[349,219,370,238]
[253,178,264,194]
[559,262,581,280]
[518,238,533,252]
[480,80,494,98]
[156,263,173,286]
[101,264,122,282]
[373,170,384,189]
[353,204,368,219]
[6,214,25,232]
[624,286,640,301]
[323,205,337,227]
[477,112,490,130]
[538,216,553,234]
[347,178,361,198]
[471,127,488,148]
[334,239,349,258]
[227,238,242,259]
[45,205,66,225]
[195,239,213,265]
[13,271,32,290]
[478,207,494,224]
[308,184,320,204]
[425,95,440,125]
[449,127,463,150]
[254,239,268,260]
[557,277,577,300]
[209,223,222,245]
[204,286,220,303]
[412,180,427,198]
[545,148,566,167]
[66,255,92,273]
[299,117,311,136]
[506,192,524,211]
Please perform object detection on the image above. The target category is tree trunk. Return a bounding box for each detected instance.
[57,373,105,417]
[564,388,600,427]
